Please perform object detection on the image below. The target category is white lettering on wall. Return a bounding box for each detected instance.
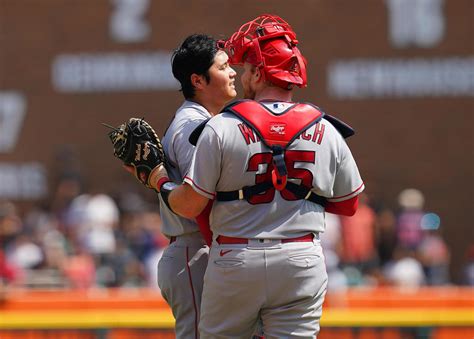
[385,0,445,48]
[0,163,47,199]
[51,52,178,92]
[0,92,27,153]
[110,0,151,43]
[328,57,474,99]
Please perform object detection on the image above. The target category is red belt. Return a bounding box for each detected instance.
[169,236,176,244]
[216,233,314,245]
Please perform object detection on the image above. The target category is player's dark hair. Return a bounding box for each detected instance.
[171,34,218,99]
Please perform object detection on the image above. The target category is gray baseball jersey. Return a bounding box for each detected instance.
[159,100,212,237]
[184,101,363,338]
[184,101,364,239]
[157,100,210,339]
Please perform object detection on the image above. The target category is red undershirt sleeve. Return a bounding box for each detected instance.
[325,195,359,216]
[195,200,214,246]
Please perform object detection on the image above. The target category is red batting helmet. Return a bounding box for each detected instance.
[221,14,307,89]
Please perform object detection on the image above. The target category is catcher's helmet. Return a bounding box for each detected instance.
[221,14,307,89]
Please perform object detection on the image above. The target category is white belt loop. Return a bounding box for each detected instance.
[238,189,244,200]
[304,190,312,200]
[248,239,281,248]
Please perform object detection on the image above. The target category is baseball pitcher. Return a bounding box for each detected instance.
[107,34,236,338]
[156,34,236,339]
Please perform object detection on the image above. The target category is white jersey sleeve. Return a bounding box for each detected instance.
[328,136,364,202]
[183,124,221,200]
[159,100,212,237]
[298,118,363,202]
[168,119,201,178]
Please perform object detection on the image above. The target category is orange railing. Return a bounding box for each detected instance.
[0,287,473,338]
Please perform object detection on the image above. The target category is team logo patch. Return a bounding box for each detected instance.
[269,122,286,135]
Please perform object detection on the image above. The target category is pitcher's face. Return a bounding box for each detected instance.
[205,50,237,103]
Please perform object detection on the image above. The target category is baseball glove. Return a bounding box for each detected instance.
[104,118,166,189]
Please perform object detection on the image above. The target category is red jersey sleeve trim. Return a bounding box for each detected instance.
[183,176,216,198]
[328,182,365,202]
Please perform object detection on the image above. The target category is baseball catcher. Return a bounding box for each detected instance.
[104,117,166,190]
[148,14,364,338]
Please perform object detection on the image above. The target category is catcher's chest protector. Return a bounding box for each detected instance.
[226,100,324,190]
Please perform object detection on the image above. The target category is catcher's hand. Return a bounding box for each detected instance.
[105,118,168,190]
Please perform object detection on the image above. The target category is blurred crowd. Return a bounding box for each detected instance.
[0,174,169,291]
[1,176,473,292]
[322,188,473,291]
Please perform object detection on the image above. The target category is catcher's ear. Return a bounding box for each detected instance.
[254,67,263,82]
